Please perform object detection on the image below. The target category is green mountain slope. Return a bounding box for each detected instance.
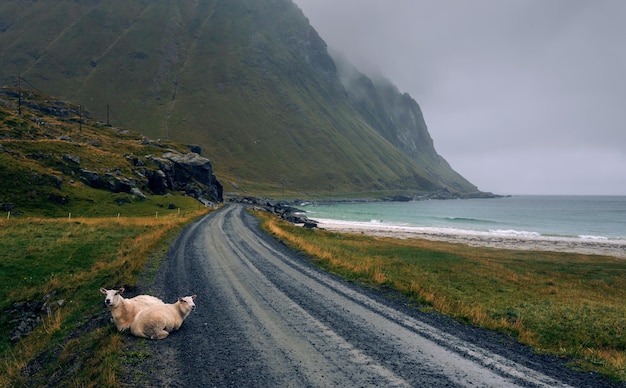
[0,0,483,198]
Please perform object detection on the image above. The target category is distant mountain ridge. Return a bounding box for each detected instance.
[0,0,484,198]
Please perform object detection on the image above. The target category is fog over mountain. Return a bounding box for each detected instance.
[294,0,626,195]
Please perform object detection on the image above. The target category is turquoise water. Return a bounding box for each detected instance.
[300,196,626,240]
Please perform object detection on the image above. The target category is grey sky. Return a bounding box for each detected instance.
[293,0,626,195]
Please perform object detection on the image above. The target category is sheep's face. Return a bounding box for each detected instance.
[178,295,197,311]
[100,287,125,307]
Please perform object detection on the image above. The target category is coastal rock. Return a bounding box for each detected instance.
[230,197,316,227]
[149,152,223,203]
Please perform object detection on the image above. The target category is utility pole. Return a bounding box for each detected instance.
[107,104,110,126]
[79,105,82,131]
[17,75,22,116]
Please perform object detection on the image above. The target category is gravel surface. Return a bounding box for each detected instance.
[126,204,623,387]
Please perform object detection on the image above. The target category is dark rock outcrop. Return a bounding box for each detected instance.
[149,152,223,205]
[145,169,168,195]
[79,152,223,204]
[79,169,104,189]
[231,197,316,228]
[80,170,138,194]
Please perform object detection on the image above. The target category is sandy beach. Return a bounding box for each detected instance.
[314,220,626,259]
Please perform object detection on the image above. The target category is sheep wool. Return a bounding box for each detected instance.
[100,287,165,331]
[130,295,197,340]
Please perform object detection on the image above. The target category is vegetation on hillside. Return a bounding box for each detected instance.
[0,0,481,197]
[0,88,216,217]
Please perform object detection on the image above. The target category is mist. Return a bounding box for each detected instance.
[294,0,626,195]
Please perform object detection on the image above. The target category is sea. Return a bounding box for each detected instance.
[299,196,626,241]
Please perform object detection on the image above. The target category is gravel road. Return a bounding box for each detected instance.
[130,204,621,387]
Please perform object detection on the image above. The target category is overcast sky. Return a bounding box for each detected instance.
[293,0,626,195]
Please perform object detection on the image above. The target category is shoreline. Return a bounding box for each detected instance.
[313,220,626,259]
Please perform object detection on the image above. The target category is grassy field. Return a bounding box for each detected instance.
[2,205,624,385]
[0,204,211,387]
[256,211,626,382]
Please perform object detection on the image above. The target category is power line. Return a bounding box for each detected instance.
[18,76,49,96]
[6,75,120,128]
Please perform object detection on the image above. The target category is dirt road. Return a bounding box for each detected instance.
[132,204,617,387]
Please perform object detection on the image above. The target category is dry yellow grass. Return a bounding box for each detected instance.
[257,210,626,381]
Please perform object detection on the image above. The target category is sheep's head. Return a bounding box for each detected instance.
[178,295,197,312]
[99,287,125,307]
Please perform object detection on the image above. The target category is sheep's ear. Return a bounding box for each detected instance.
[118,288,125,294]
[191,295,197,300]
[178,297,184,303]
[99,288,107,295]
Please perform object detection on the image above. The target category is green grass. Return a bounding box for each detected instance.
[0,208,210,386]
[0,95,216,384]
[257,211,626,382]
[2,206,622,385]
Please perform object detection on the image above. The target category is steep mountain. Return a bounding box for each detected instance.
[0,0,482,198]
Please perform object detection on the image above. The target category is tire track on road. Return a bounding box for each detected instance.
[133,204,608,387]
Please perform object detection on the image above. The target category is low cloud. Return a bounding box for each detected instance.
[294,0,626,194]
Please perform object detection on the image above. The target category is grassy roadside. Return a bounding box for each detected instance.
[0,204,211,387]
[255,210,626,382]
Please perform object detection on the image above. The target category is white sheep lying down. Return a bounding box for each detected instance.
[130,295,197,340]
[100,287,165,331]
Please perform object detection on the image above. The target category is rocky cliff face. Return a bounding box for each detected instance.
[336,59,436,160]
[335,57,477,192]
